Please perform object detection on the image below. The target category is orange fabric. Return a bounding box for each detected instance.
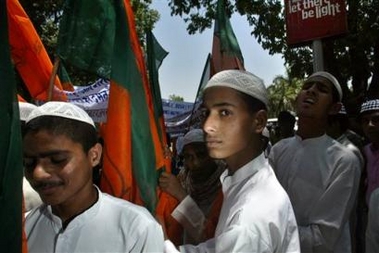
[155,192,183,246]
[17,94,26,102]
[99,84,136,201]
[203,190,223,240]
[7,0,65,101]
[210,35,244,76]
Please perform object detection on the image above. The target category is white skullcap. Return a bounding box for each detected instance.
[262,127,270,138]
[182,129,204,147]
[26,101,95,128]
[305,71,342,101]
[18,102,37,121]
[204,69,268,108]
[360,99,379,114]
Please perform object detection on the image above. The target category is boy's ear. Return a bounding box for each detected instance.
[89,143,103,167]
[254,110,268,134]
[329,102,342,115]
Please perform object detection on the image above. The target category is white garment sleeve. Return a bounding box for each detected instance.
[366,189,379,253]
[299,159,361,252]
[132,220,165,252]
[171,195,206,241]
[179,225,272,253]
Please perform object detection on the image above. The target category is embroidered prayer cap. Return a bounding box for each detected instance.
[26,101,95,128]
[204,69,268,108]
[182,129,204,147]
[18,102,37,122]
[304,71,343,101]
[360,99,379,114]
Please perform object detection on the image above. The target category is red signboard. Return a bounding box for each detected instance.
[285,0,348,46]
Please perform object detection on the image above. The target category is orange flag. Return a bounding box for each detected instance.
[7,0,66,101]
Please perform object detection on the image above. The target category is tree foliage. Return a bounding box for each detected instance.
[18,0,160,87]
[168,0,379,114]
[168,94,184,102]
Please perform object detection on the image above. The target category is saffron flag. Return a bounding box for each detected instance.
[7,0,66,101]
[0,0,25,252]
[99,0,165,213]
[211,0,245,75]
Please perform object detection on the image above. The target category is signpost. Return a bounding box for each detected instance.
[284,0,348,71]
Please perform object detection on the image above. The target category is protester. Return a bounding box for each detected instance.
[159,128,225,245]
[165,69,300,252]
[360,99,379,205]
[327,104,365,167]
[269,71,361,253]
[272,110,296,144]
[23,101,164,253]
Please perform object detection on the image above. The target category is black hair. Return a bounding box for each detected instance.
[278,111,296,125]
[236,91,267,115]
[23,116,98,153]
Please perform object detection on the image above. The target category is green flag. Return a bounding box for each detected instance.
[0,0,24,251]
[146,30,168,134]
[56,0,116,78]
[211,0,245,75]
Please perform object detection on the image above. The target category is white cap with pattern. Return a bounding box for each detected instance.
[204,69,268,108]
[305,71,343,101]
[26,101,95,128]
[18,102,37,121]
[360,99,379,114]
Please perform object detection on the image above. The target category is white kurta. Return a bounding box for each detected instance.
[176,153,300,253]
[26,187,164,253]
[172,195,207,243]
[366,188,379,253]
[269,134,361,253]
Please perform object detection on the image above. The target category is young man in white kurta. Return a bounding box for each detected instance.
[269,135,360,252]
[177,153,299,252]
[165,70,300,253]
[269,71,361,253]
[26,187,164,252]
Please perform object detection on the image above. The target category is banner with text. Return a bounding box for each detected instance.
[285,0,348,46]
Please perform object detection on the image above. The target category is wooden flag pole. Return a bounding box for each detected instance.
[47,57,60,101]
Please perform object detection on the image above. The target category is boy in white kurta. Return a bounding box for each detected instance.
[23,102,164,253]
[165,70,300,253]
[269,71,361,253]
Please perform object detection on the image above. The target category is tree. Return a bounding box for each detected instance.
[18,0,160,88]
[168,94,184,101]
[267,71,303,118]
[167,0,379,114]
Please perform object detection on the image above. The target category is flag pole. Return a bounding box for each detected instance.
[48,57,60,101]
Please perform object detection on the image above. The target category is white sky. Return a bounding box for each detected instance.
[151,1,286,102]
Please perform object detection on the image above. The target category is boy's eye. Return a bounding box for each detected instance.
[220,109,231,116]
[50,155,68,165]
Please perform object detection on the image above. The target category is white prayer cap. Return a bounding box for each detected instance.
[360,99,379,114]
[26,101,95,128]
[18,102,37,121]
[204,69,268,108]
[262,127,270,138]
[182,129,204,147]
[305,71,343,101]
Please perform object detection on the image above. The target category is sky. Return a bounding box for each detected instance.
[150,1,286,102]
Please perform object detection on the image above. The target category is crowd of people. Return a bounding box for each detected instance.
[19,69,379,253]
